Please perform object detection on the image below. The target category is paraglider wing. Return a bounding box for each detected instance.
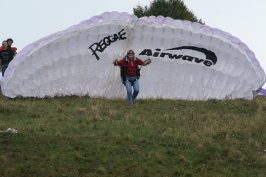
[1,11,265,100]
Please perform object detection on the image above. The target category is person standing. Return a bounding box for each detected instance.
[0,41,14,76]
[6,38,17,55]
[113,49,151,105]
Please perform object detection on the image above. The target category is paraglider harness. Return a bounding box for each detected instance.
[120,57,141,86]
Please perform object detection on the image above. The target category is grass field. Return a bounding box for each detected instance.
[1,93,266,177]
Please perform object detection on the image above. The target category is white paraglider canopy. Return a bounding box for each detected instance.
[1,11,265,100]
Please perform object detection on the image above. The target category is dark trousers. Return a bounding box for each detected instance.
[2,63,9,76]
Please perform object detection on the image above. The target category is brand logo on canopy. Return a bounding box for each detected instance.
[89,29,217,67]
[139,46,217,67]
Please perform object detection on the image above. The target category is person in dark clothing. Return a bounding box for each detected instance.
[113,49,151,105]
[6,38,13,49]
[6,38,17,55]
[0,41,14,76]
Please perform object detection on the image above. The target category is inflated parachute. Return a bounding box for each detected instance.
[1,11,265,100]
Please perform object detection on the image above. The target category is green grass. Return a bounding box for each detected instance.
[1,93,266,177]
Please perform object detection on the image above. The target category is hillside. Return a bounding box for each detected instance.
[1,94,266,176]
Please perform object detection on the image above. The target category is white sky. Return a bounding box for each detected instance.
[1,0,266,87]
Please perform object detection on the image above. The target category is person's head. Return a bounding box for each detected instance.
[127,49,135,60]
[2,41,7,49]
[6,38,13,47]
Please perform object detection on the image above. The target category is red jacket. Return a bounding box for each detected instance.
[0,46,17,51]
[118,58,143,76]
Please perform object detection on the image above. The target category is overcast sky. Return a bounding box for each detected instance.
[1,0,265,87]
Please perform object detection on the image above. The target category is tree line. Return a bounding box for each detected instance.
[133,0,204,24]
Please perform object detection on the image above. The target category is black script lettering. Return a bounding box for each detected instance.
[170,54,183,59]
[182,55,194,61]
[139,49,152,56]
[103,36,112,46]
[163,53,182,59]
[159,53,166,57]
[203,60,213,67]
[99,40,106,52]
[118,29,126,40]
[194,58,204,63]
[165,46,217,65]
[88,43,102,60]
[139,48,216,67]
[153,49,161,57]
[89,29,127,60]
[110,34,119,42]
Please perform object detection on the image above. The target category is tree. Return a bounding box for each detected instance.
[133,0,204,24]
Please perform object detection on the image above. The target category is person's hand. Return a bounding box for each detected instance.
[113,59,118,65]
[143,58,151,66]
[145,58,151,65]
